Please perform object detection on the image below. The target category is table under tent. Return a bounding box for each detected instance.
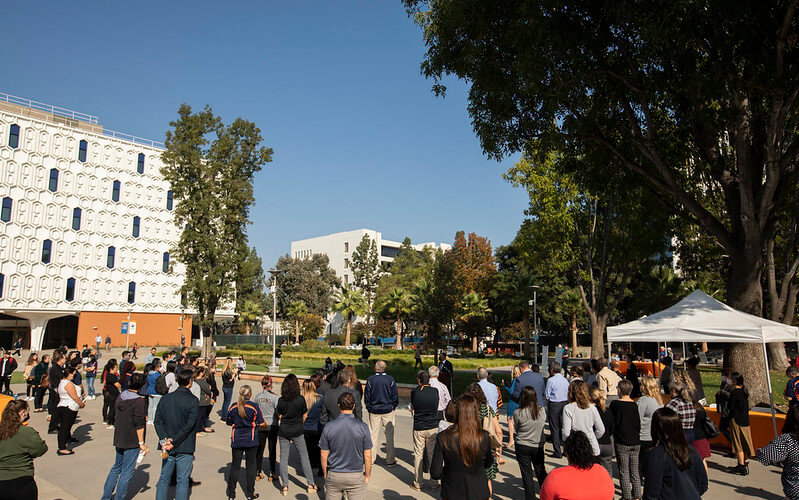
[607,289,799,437]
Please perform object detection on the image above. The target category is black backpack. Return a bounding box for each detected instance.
[155,373,168,395]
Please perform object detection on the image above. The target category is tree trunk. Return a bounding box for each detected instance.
[397,313,404,350]
[472,335,478,352]
[245,322,251,335]
[768,342,790,372]
[345,317,352,347]
[589,312,607,359]
[523,308,531,358]
[294,319,300,344]
[570,312,578,356]
[700,342,708,353]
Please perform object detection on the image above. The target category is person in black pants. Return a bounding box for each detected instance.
[102,359,121,428]
[253,375,280,481]
[226,385,265,499]
[56,366,85,455]
[47,353,66,434]
[31,355,50,411]
[513,386,548,500]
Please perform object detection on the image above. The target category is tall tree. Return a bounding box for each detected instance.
[235,246,268,328]
[351,234,381,329]
[378,237,435,294]
[161,104,272,357]
[451,231,496,298]
[458,291,492,352]
[332,285,367,347]
[286,301,308,344]
[376,287,413,349]
[408,249,459,364]
[404,0,799,403]
[237,299,263,335]
[274,254,340,317]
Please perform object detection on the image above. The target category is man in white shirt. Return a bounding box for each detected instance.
[427,366,451,420]
[95,334,103,352]
[476,367,499,412]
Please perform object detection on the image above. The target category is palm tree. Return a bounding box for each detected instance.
[459,291,492,352]
[332,286,367,347]
[286,300,308,344]
[377,287,412,350]
[238,299,263,335]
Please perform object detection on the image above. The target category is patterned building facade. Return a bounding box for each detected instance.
[0,94,224,350]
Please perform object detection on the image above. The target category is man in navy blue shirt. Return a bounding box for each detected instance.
[545,362,570,458]
[320,392,372,500]
[512,361,546,405]
[364,360,399,465]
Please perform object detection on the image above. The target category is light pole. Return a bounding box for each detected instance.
[268,268,284,372]
[531,286,540,362]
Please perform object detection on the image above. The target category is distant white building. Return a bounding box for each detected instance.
[290,229,451,285]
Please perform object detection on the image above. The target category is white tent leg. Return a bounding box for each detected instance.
[761,340,778,438]
[608,341,612,363]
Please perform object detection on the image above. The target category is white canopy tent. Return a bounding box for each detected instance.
[607,289,799,436]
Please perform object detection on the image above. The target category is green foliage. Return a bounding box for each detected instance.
[236,247,268,319]
[351,234,381,321]
[237,299,264,334]
[458,291,491,350]
[375,287,413,348]
[377,237,435,295]
[332,285,368,346]
[408,249,459,352]
[275,254,340,317]
[161,104,272,355]
[286,300,308,342]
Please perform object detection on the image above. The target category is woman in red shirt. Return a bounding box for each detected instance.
[540,430,614,500]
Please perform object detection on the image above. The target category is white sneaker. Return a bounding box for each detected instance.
[106,425,114,429]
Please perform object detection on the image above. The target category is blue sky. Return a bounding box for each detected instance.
[2,1,527,267]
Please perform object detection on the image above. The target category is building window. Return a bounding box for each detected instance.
[0,197,11,222]
[344,274,349,284]
[344,259,349,269]
[112,180,121,202]
[132,216,140,238]
[65,278,76,302]
[8,124,20,149]
[71,207,82,230]
[166,190,173,210]
[78,140,87,162]
[137,153,145,174]
[162,252,169,273]
[41,239,52,264]
[107,246,115,269]
[127,282,136,304]
[381,246,401,259]
[344,242,349,252]
[0,273,4,299]
[48,168,59,192]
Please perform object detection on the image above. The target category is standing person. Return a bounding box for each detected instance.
[437,353,455,394]
[192,367,214,436]
[226,385,264,500]
[46,353,66,434]
[0,350,18,396]
[84,354,98,401]
[364,360,399,466]
[784,365,799,407]
[430,394,495,500]
[31,355,50,412]
[95,333,103,352]
[144,347,158,366]
[415,346,423,371]
[545,362,570,459]
[691,399,712,472]
[609,380,641,500]
[637,375,663,472]
[410,370,440,491]
[512,362,546,409]
[665,373,697,443]
[757,405,799,499]
[539,431,614,500]
[105,335,112,352]
[685,357,706,404]
[321,369,363,425]
[344,365,364,401]
[235,356,246,380]
[154,368,200,500]
[102,359,121,429]
[477,367,499,412]
[253,375,280,482]
[145,360,163,425]
[428,365,451,421]
[119,351,135,391]
[165,361,179,394]
[319,392,373,500]
[221,359,234,413]
[0,400,47,498]
[302,379,324,474]
[56,366,84,455]
[23,353,38,401]
[624,354,641,398]
[465,383,500,491]
[561,379,605,457]
[502,365,521,447]
[360,344,370,367]
[275,374,316,495]
[659,357,673,394]
[588,385,615,477]
[131,343,138,360]
[275,345,282,367]
[715,367,735,444]
[513,386,548,500]
[597,360,622,403]
[727,372,755,476]
[642,408,708,498]
[101,373,149,500]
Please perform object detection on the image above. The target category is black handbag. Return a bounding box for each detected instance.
[700,413,720,439]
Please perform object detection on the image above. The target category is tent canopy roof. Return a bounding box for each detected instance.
[607,290,799,343]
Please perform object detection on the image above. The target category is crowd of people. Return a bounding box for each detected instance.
[0,345,797,499]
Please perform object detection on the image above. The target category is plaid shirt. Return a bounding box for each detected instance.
[665,397,696,429]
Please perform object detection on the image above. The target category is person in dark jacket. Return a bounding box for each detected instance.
[226,385,264,500]
[316,369,332,394]
[101,373,149,500]
[624,353,641,398]
[431,393,494,500]
[320,369,363,425]
[154,368,200,500]
[119,351,135,391]
[46,353,66,433]
[364,360,399,466]
[643,407,708,499]
[31,355,50,411]
[0,350,18,396]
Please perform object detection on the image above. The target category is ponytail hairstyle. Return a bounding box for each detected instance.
[238,385,253,418]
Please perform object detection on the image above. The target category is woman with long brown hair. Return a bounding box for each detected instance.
[587,385,614,477]
[344,365,363,398]
[642,407,707,498]
[465,383,500,487]
[221,357,235,416]
[0,400,47,499]
[23,353,38,401]
[513,386,547,500]
[302,378,324,473]
[562,379,605,457]
[431,394,495,500]
[226,384,264,500]
[275,374,316,495]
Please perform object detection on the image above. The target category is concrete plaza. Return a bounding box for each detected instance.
[11,375,786,500]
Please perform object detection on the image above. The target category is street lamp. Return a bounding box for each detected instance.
[268,268,285,372]
[530,286,540,362]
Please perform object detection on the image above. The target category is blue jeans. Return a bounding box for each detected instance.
[101,447,139,500]
[222,387,233,416]
[156,453,194,500]
[86,375,96,397]
[147,395,161,423]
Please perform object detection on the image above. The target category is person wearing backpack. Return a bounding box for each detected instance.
[145,360,164,425]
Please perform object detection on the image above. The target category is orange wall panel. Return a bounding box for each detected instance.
[77,311,191,348]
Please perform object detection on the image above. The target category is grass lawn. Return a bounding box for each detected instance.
[700,367,789,408]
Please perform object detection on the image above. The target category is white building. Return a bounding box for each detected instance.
[290,228,451,285]
[0,92,231,351]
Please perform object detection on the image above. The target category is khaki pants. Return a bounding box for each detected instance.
[413,427,438,488]
[368,411,396,464]
[325,471,367,500]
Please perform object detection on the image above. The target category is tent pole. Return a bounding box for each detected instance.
[761,340,778,438]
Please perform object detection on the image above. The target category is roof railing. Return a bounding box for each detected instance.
[101,129,165,149]
[0,92,99,124]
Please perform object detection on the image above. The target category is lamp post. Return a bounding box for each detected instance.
[531,286,540,362]
[268,268,284,372]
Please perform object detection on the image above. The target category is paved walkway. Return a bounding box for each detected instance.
[9,376,786,499]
